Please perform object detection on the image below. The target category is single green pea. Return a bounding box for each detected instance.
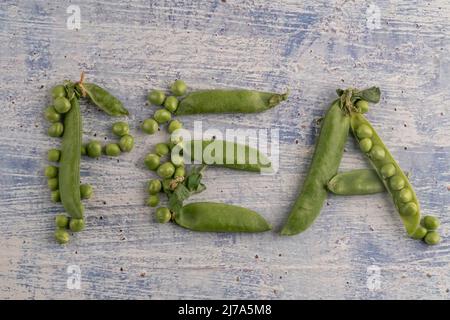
[170,80,187,96]
[424,231,441,245]
[105,143,121,156]
[370,145,386,160]
[69,218,85,232]
[164,96,179,113]
[48,178,59,191]
[155,207,171,223]
[51,190,61,203]
[411,226,427,240]
[44,165,58,178]
[370,145,385,160]
[44,106,62,123]
[398,188,413,203]
[141,118,159,134]
[162,178,172,192]
[144,153,160,170]
[154,108,172,123]
[422,215,440,231]
[380,163,396,178]
[80,184,93,199]
[51,85,66,99]
[119,134,134,152]
[53,97,71,113]
[55,228,70,244]
[399,202,418,216]
[356,124,373,139]
[148,179,162,195]
[146,194,160,207]
[157,162,176,178]
[170,132,184,145]
[87,140,102,158]
[359,138,373,153]
[155,143,170,157]
[174,166,185,178]
[389,175,405,191]
[168,120,183,134]
[356,100,369,114]
[148,90,166,105]
[81,144,87,155]
[48,122,64,137]
[55,214,70,229]
[112,121,130,137]
[47,149,61,162]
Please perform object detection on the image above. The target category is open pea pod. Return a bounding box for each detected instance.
[350,113,421,236]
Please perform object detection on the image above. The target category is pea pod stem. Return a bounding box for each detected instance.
[175,89,288,115]
[59,96,84,219]
[350,113,421,235]
[173,202,271,233]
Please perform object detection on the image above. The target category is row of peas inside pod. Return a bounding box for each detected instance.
[44,74,132,244]
[350,112,442,245]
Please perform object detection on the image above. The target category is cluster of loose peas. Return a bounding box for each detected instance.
[141,80,188,223]
[81,121,134,158]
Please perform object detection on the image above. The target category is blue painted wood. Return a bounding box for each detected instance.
[0,0,449,299]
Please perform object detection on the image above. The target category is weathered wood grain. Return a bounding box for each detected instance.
[0,0,449,299]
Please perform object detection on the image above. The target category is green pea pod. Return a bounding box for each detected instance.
[175,89,288,115]
[175,140,272,172]
[174,202,271,232]
[327,169,386,195]
[281,99,350,235]
[350,113,421,236]
[59,96,84,219]
[76,78,129,116]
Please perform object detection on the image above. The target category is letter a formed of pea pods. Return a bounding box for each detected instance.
[281,86,440,244]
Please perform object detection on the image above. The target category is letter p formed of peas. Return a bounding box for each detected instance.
[66,5,81,30]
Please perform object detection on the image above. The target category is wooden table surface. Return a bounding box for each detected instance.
[0,0,449,299]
